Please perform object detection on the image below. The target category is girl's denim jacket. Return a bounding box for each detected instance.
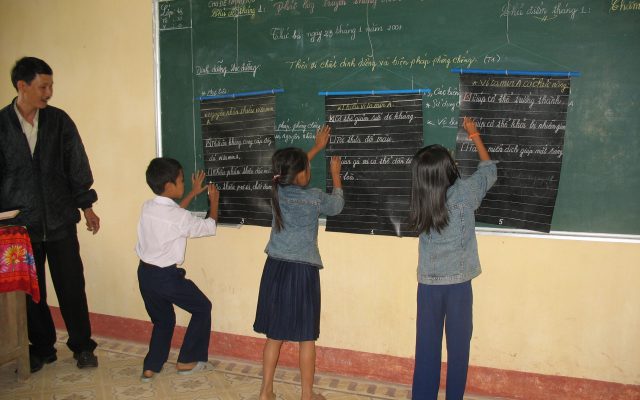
[418,160,497,285]
[266,185,344,268]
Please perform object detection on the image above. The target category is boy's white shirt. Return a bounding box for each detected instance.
[135,196,216,267]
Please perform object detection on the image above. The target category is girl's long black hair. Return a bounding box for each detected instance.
[408,144,460,234]
[271,147,309,232]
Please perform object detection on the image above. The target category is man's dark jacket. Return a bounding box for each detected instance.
[0,99,97,242]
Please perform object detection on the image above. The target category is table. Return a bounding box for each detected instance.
[0,225,40,380]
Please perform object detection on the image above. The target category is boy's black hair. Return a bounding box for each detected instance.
[11,57,53,90]
[145,157,183,195]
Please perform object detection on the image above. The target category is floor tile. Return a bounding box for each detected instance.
[0,332,503,400]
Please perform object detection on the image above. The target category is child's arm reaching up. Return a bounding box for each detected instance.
[180,170,208,209]
[307,124,331,161]
[207,183,219,221]
[330,156,342,190]
[463,117,491,161]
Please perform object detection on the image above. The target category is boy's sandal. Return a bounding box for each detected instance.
[177,361,211,375]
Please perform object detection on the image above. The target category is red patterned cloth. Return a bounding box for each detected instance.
[0,226,40,303]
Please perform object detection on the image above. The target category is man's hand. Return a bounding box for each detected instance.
[83,208,100,234]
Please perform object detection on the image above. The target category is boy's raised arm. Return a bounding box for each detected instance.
[180,170,208,209]
[207,183,219,221]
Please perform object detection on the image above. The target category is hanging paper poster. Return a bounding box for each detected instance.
[201,94,276,226]
[325,93,424,236]
[456,73,571,232]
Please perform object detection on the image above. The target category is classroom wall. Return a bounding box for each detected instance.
[1,0,639,391]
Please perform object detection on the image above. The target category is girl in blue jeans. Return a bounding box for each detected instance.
[408,117,497,400]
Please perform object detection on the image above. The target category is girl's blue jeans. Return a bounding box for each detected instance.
[412,281,473,400]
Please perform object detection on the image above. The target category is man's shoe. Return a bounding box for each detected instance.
[74,351,98,369]
[29,353,57,373]
[29,354,43,373]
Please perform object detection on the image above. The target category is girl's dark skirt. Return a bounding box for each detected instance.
[253,257,321,342]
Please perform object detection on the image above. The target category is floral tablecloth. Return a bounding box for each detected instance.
[0,226,40,303]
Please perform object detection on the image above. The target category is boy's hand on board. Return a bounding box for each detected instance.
[207,182,220,204]
[191,170,208,195]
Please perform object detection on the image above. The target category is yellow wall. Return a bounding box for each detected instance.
[1,0,638,386]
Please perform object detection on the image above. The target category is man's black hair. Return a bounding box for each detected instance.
[11,57,53,90]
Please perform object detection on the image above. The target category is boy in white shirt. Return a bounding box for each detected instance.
[135,157,219,382]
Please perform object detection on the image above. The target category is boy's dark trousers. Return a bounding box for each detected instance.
[412,281,473,400]
[137,261,212,372]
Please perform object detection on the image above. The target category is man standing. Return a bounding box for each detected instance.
[0,57,100,372]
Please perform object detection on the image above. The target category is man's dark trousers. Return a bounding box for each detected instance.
[27,233,97,358]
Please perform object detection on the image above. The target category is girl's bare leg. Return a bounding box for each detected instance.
[260,339,283,400]
[300,341,324,400]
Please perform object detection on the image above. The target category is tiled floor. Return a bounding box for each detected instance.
[0,333,501,400]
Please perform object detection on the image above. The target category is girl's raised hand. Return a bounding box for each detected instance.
[314,124,331,150]
[308,124,331,161]
[463,117,480,138]
[329,156,341,176]
[463,117,491,161]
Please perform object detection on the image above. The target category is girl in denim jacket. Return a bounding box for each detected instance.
[254,125,344,400]
[409,117,497,400]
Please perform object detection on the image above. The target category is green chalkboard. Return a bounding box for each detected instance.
[156,0,640,235]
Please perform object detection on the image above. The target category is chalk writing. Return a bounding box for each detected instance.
[337,155,413,168]
[271,0,316,15]
[159,1,190,30]
[500,1,592,21]
[203,135,274,148]
[425,85,460,112]
[202,104,274,125]
[200,88,228,97]
[284,51,482,72]
[208,0,259,18]
[219,181,272,191]
[195,60,260,78]
[610,0,640,12]
[459,142,564,158]
[275,120,321,144]
[207,165,272,178]
[270,27,304,41]
[426,116,458,129]
[470,77,570,93]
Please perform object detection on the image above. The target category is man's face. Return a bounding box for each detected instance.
[18,74,53,109]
